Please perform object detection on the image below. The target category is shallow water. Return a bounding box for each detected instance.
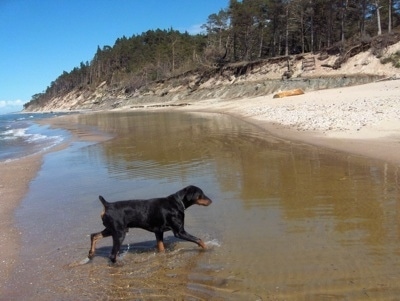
[0,112,71,161]
[4,111,400,300]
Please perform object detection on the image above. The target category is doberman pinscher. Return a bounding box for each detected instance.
[88,185,212,263]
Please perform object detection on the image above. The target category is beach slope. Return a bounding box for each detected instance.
[174,78,400,165]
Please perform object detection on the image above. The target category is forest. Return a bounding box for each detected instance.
[24,0,400,109]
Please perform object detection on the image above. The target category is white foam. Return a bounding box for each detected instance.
[79,257,90,265]
[118,243,131,258]
[27,132,49,142]
[67,257,91,268]
[205,239,221,248]
[2,127,62,144]
[2,128,27,138]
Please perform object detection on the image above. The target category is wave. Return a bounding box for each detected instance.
[1,127,61,142]
[1,128,29,140]
[0,125,68,162]
[0,112,75,162]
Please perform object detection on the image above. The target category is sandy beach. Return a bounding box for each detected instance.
[174,78,400,166]
[1,78,400,297]
[0,119,106,296]
[0,155,43,291]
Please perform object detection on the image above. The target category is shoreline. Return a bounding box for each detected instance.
[173,78,400,166]
[0,116,109,295]
[0,113,76,294]
[233,116,400,166]
[0,140,72,296]
[0,154,44,293]
[22,79,400,167]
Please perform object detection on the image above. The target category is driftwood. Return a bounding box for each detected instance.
[273,88,305,98]
[321,64,334,69]
[333,43,371,69]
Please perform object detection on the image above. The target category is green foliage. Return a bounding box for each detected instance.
[381,51,400,68]
[25,0,400,109]
[25,29,208,108]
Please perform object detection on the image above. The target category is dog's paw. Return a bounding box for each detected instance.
[108,260,124,267]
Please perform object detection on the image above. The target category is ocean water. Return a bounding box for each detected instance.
[0,112,71,162]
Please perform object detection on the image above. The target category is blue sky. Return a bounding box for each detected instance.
[0,0,228,114]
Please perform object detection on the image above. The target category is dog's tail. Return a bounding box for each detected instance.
[99,196,109,218]
[99,195,110,207]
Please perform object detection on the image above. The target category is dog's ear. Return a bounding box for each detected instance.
[185,185,199,200]
[187,186,204,202]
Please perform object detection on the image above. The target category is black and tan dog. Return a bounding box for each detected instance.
[88,185,212,263]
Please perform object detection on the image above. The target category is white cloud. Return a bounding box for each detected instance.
[185,24,206,35]
[0,99,24,113]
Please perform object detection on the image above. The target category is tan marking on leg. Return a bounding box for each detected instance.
[157,240,165,252]
[88,232,104,259]
[198,239,207,249]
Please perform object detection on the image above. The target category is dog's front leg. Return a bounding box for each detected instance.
[173,228,207,249]
[171,218,207,249]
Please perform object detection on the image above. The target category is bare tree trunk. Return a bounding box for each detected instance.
[258,25,264,58]
[388,0,392,33]
[218,29,222,50]
[278,33,282,55]
[341,0,348,44]
[310,4,314,52]
[285,4,289,56]
[360,0,367,37]
[233,32,237,60]
[300,9,305,53]
[375,0,382,35]
[171,38,178,73]
[327,2,334,47]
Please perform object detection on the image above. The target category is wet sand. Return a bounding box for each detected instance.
[0,140,72,296]
[0,116,109,297]
[0,155,43,293]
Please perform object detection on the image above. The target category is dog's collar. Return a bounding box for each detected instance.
[178,199,186,210]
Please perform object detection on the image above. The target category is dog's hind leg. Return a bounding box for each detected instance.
[155,231,165,252]
[110,231,126,263]
[88,228,111,259]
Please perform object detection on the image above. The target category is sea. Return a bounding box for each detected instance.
[0,112,71,162]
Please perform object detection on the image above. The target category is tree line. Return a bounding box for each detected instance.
[220,0,400,59]
[25,0,400,109]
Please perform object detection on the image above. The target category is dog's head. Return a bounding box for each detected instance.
[181,185,212,207]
